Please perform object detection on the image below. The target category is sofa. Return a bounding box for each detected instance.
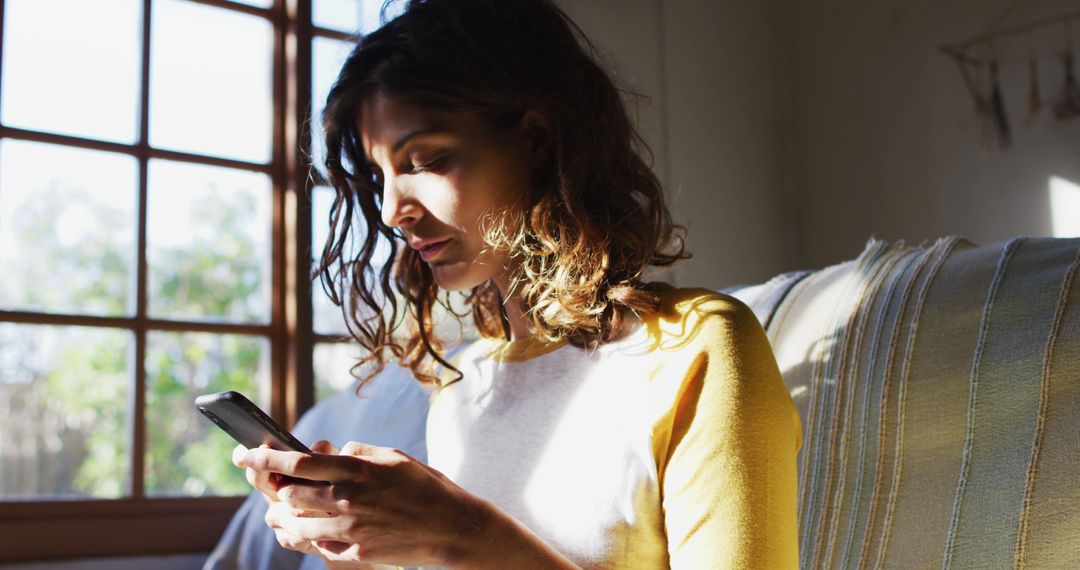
[208,236,1080,570]
[728,236,1080,569]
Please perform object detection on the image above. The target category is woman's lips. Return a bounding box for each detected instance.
[418,239,450,261]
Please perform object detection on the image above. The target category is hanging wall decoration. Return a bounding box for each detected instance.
[1053,50,1080,119]
[939,6,1080,151]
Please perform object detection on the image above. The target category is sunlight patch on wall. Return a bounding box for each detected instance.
[1050,176,1080,238]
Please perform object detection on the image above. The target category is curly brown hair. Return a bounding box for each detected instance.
[315,0,689,389]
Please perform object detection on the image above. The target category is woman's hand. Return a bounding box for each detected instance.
[232,440,516,568]
[232,441,338,560]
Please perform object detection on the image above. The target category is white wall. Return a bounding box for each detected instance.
[662,0,797,286]
[560,0,797,288]
[785,0,1080,268]
[565,0,1080,277]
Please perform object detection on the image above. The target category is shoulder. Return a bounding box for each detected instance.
[654,285,757,323]
[642,283,765,352]
[644,284,801,456]
[641,284,784,406]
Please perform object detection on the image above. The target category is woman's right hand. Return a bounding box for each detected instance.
[236,438,580,569]
[235,440,350,560]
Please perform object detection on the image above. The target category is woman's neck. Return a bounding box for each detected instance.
[502,294,532,341]
[492,273,532,341]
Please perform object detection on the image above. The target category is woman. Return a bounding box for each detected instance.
[233,0,802,568]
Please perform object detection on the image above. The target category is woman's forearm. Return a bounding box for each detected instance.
[447,498,581,570]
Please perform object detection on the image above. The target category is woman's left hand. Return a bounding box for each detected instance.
[234,441,493,568]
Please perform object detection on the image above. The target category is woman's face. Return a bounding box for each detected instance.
[358,92,538,293]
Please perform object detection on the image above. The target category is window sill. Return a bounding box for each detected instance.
[0,497,244,562]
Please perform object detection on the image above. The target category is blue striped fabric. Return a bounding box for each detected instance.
[766,237,1080,569]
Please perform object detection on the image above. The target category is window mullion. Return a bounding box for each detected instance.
[284,0,316,426]
[130,0,153,501]
[272,0,318,427]
[269,0,286,425]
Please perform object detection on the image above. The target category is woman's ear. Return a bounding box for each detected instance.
[517,110,553,169]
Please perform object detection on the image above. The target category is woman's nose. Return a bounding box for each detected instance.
[380,178,421,229]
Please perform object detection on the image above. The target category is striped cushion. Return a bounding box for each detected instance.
[767,237,1080,569]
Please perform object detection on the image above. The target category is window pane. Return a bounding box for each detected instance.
[149,0,273,163]
[147,160,271,323]
[313,0,361,34]
[0,140,137,316]
[229,0,273,7]
[0,0,141,143]
[313,0,400,35]
[313,281,349,337]
[310,36,354,179]
[313,341,359,403]
[0,324,131,499]
[145,331,269,497]
[312,185,348,336]
[311,186,394,336]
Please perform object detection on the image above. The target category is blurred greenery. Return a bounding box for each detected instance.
[57,329,130,499]
[145,331,264,496]
[0,324,130,499]
[2,182,131,314]
[149,183,266,322]
[0,177,267,498]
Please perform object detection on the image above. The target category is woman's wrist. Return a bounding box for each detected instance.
[436,495,495,568]
[443,497,580,570]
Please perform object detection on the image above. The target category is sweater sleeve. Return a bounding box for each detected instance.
[652,293,803,569]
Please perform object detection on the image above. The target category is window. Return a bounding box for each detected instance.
[0,0,391,560]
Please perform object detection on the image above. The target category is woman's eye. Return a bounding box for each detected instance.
[411,154,450,174]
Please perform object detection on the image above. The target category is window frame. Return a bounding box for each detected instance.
[0,0,352,560]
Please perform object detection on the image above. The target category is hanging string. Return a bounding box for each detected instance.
[990,58,1012,148]
[1053,20,1080,119]
[950,54,999,152]
[1025,31,1042,124]
[954,51,990,119]
[977,43,997,151]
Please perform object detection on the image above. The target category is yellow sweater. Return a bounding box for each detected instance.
[428,286,802,569]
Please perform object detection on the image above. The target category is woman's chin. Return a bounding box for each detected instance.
[429,262,489,292]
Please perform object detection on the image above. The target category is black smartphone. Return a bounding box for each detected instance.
[195,391,311,453]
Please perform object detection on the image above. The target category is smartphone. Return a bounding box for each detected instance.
[195,391,311,453]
